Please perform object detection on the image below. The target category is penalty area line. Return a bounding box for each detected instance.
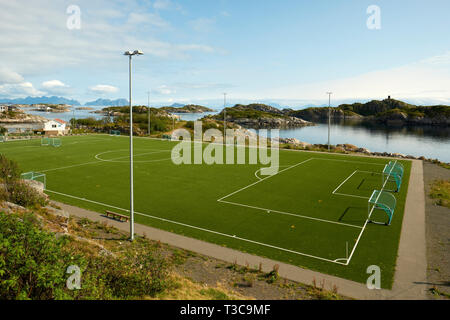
[45,189,348,266]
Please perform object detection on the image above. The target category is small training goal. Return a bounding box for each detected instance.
[382,161,404,192]
[21,172,46,190]
[368,190,397,225]
[41,137,61,147]
[110,130,121,136]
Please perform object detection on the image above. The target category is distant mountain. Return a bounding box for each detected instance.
[169,103,185,108]
[0,96,81,105]
[85,98,129,106]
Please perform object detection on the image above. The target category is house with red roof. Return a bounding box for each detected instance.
[43,118,69,136]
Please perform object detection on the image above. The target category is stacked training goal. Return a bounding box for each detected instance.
[367,160,404,226]
[368,190,397,225]
[21,172,46,190]
[382,161,404,192]
[110,130,121,136]
[41,137,61,147]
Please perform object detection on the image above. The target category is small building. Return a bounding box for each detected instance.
[44,119,69,136]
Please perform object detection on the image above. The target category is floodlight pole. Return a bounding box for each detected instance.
[326,92,333,152]
[223,93,227,140]
[124,50,143,241]
[147,90,151,136]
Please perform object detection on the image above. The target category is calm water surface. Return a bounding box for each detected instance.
[177,113,450,162]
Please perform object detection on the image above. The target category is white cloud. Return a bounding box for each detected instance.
[151,85,175,95]
[153,0,171,10]
[0,0,217,76]
[153,0,182,11]
[263,52,450,104]
[41,79,71,95]
[0,68,24,85]
[127,12,169,28]
[189,18,216,32]
[0,82,44,98]
[89,84,119,94]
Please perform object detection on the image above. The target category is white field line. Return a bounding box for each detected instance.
[219,199,362,229]
[314,158,385,166]
[217,158,314,202]
[345,160,398,265]
[332,170,358,194]
[45,189,348,265]
[332,170,384,199]
[333,193,370,200]
[40,149,171,173]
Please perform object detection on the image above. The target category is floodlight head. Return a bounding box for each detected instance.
[124,50,144,56]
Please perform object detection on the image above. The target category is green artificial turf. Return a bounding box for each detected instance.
[0,135,411,288]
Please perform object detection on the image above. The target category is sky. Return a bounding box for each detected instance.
[0,0,449,107]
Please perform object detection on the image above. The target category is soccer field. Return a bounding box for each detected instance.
[0,135,411,288]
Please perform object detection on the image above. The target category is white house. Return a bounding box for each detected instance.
[43,119,68,136]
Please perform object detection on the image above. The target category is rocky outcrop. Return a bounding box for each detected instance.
[161,105,215,113]
[0,113,47,124]
[229,116,312,129]
[289,108,363,121]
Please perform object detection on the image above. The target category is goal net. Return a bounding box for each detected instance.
[368,190,397,225]
[41,137,61,147]
[21,172,46,189]
[110,130,121,136]
[382,161,404,192]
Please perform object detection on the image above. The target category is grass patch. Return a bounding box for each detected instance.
[0,134,412,288]
[429,180,450,208]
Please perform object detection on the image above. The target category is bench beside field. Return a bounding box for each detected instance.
[105,210,129,222]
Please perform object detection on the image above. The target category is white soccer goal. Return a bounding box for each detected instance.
[21,172,46,189]
[41,137,61,147]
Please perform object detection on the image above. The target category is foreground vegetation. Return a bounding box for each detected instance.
[429,180,450,208]
[0,154,345,300]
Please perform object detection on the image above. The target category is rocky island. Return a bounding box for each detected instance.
[209,104,312,129]
[288,98,450,126]
[160,104,215,114]
[31,104,71,113]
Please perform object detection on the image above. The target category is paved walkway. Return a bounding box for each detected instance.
[55,160,427,300]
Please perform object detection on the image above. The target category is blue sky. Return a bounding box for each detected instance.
[0,0,449,107]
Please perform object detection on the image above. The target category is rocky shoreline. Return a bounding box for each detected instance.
[276,137,449,164]
[228,116,313,129]
[0,113,47,124]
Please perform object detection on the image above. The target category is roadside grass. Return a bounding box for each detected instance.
[429,179,450,208]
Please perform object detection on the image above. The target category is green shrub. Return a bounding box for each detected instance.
[0,212,82,300]
[0,154,21,188]
[8,181,47,208]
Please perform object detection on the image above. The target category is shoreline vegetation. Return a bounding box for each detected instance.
[1,98,449,165]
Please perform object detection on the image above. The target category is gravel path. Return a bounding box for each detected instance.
[423,162,450,299]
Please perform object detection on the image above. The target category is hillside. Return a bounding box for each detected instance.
[289,99,450,125]
[160,104,215,113]
[85,98,129,107]
[211,104,312,129]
